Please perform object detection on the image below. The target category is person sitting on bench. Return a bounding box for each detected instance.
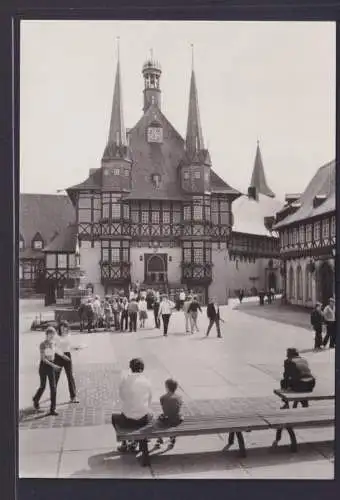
[155,378,183,449]
[111,358,153,453]
[280,347,316,409]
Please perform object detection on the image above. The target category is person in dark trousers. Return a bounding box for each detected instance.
[33,327,61,416]
[128,298,138,332]
[238,289,244,304]
[155,378,183,449]
[120,297,129,331]
[111,358,152,466]
[280,347,316,408]
[187,296,202,334]
[322,297,336,348]
[54,321,79,403]
[85,299,94,333]
[158,295,175,336]
[153,296,160,328]
[78,301,87,332]
[206,298,222,338]
[310,302,324,350]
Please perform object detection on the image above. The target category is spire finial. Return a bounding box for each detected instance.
[116,36,120,61]
[257,138,260,146]
[191,43,194,69]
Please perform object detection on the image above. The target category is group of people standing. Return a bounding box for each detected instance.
[310,297,336,350]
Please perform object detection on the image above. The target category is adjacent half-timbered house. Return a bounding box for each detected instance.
[227,142,283,296]
[65,55,240,304]
[274,160,335,307]
[19,194,75,297]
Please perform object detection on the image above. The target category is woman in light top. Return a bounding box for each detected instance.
[33,326,61,416]
[138,296,148,328]
[158,295,175,337]
[54,321,79,403]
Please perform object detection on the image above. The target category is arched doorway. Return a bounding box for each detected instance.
[317,261,334,306]
[296,266,302,300]
[145,254,167,284]
[288,266,295,300]
[268,271,277,292]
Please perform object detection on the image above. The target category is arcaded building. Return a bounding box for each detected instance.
[274,160,335,307]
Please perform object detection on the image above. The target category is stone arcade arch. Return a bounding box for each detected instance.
[317,260,334,306]
[288,266,295,300]
[296,265,303,301]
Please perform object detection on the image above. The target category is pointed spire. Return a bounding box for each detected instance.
[185,45,204,156]
[106,37,127,149]
[250,141,275,198]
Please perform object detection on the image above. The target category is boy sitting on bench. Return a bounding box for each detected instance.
[155,378,183,449]
[280,347,316,409]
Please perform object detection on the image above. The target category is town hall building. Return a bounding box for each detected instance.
[20,52,283,304]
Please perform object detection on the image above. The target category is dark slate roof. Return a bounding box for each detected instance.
[19,248,44,260]
[210,170,241,197]
[232,193,283,236]
[250,142,275,198]
[44,223,78,252]
[67,168,102,193]
[274,160,335,229]
[20,194,75,247]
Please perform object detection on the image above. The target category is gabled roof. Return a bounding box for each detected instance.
[232,193,283,237]
[20,194,75,247]
[44,223,78,252]
[19,248,44,260]
[274,160,335,229]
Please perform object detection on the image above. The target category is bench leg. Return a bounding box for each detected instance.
[236,432,246,458]
[286,427,298,453]
[138,439,151,467]
[223,432,235,451]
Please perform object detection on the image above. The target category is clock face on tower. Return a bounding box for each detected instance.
[147,127,163,143]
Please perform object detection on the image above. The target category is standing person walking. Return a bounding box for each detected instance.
[206,298,222,338]
[103,297,112,331]
[112,298,120,331]
[153,296,161,329]
[187,296,202,334]
[183,295,193,333]
[138,296,148,328]
[128,298,138,333]
[54,321,79,403]
[92,295,102,331]
[158,295,175,337]
[310,302,324,350]
[322,297,336,348]
[179,289,186,310]
[32,326,61,416]
[120,297,129,331]
[85,298,94,333]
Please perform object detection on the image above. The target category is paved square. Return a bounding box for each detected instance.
[19,298,335,479]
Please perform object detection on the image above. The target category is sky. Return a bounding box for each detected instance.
[20,20,335,200]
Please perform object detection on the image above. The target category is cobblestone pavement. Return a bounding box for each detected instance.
[19,300,335,479]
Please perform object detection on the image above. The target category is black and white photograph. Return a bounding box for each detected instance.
[19,20,335,479]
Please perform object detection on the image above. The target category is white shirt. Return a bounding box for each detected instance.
[56,334,72,353]
[159,300,175,315]
[138,300,147,312]
[323,305,335,322]
[179,292,186,301]
[118,373,152,420]
[129,290,135,300]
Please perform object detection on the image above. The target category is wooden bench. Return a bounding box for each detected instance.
[115,405,335,466]
[273,388,335,407]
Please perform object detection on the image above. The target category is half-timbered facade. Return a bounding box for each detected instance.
[64,55,240,304]
[274,160,335,307]
[227,142,283,296]
[19,194,75,297]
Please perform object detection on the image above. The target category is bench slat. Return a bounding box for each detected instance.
[273,389,335,402]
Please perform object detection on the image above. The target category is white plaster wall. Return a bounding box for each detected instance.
[209,245,229,304]
[80,240,103,296]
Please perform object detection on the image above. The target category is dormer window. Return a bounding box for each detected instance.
[183,171,189,180]
[19,234,25,250]
[32,232,44,250]
[194,171,201,179]
[113,168,120,176]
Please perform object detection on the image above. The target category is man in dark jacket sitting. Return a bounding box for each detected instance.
[280,347,316,408]
[206,298,222,338]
